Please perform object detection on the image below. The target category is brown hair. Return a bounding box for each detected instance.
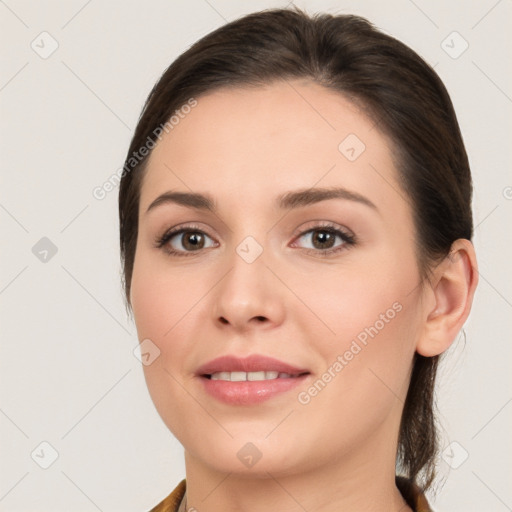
[119,6,472,491]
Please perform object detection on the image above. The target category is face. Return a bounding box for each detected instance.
[130,80,426,477]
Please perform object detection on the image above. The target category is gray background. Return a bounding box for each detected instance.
[1,0,511,511]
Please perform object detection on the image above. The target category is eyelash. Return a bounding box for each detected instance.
[154,222,356,258]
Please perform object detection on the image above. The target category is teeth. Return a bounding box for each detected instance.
[210,371,294,381]
[248,371,267,381]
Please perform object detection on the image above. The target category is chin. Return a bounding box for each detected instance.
[191,438,308,478]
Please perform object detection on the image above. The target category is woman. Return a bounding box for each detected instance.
[119,7,478,511]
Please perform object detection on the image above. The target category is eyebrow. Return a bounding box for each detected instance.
[145,187,377,214]
[277,187,377,211]
[146,191,215,214]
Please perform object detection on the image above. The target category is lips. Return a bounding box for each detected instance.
[195,354,310,377]
[195,354,311,405]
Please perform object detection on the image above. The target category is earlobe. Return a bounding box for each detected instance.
[416,239,479,357]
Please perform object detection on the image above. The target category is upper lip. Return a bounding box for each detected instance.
[196,355,310,376]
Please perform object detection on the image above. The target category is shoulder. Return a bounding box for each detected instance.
[147,479,186,512]
[396,476,433,512]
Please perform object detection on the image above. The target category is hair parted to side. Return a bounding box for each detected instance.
[119,6,472,492]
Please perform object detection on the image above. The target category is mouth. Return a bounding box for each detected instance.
[202,371,310,381]
[195,354,311,405]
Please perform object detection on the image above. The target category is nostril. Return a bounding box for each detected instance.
[217,315,267,325]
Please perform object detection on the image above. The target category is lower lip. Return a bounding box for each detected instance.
[199,374,310,405]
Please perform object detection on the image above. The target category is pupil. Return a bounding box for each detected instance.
[183,232,204,250]
[313,230,334,249]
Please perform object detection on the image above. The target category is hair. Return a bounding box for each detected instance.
[119,6,473,492]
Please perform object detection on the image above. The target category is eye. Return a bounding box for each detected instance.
[155,226,217,256]
[291,224,355,255]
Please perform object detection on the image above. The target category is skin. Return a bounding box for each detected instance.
[130,79,478,512]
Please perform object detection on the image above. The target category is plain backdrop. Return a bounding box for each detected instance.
[1,1,511,511]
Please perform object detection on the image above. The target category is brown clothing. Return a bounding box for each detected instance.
[148,476,433,511]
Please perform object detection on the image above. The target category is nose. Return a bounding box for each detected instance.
[212,245,286,332]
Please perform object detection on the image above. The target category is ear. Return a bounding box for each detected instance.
[416,239,479,357]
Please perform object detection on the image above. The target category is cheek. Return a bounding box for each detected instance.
[290,291,420,462]
[286,250,420,351]
[289,250,422,408]
[130,255,208,441]
[130,252,216,412]
[130,251,211,341]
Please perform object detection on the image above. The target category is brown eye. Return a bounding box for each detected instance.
[299,228,342,250]
[159,228,217,255]
[181,232,205,250]
[292,225,355,256]
[311,230,336,249]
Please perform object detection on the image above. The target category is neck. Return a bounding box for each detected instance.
[183,430,412,512]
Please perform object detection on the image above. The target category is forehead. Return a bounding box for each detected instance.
[139,80,407,217]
